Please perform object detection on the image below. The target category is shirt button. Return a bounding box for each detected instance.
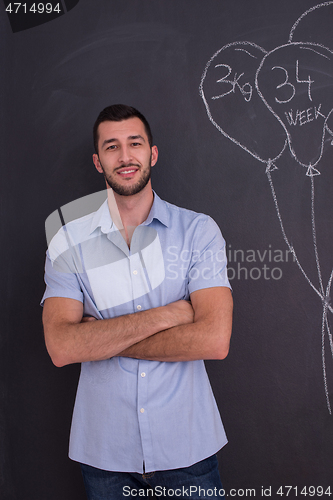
[133,270,138,275]
[141,372,146,378]
[137,305,142,310]
[140,408,145,413]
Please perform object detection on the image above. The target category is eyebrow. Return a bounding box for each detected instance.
[101,134,146,149]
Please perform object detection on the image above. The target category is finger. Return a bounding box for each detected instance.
[81,316,97,322]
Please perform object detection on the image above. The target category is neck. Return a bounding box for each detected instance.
[107,182,154,246]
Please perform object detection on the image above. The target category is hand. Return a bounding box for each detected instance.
[81,316,97,323]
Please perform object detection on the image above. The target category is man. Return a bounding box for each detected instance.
[42,104,233,499]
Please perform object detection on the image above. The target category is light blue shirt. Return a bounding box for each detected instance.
[42,192,230,473]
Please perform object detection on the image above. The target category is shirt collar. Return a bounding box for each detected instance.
[89,199,112,235]
[89,190,170,235]
[144,191,170,227]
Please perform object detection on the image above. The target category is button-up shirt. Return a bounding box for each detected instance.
[42,192,230,473]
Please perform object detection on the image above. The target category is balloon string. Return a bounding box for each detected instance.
[310,175,324,297]
[266,165,327,304]
[325,272,333,357]
[267,164,333,413]
[321,304,331,415]
[311,174,333,413]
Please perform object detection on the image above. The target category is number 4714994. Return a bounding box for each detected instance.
[277,486,331,496]
[5,3,61,14]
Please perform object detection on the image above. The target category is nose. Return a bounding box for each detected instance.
[118,145,132,164]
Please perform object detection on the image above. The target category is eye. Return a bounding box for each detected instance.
[106,144,117,150]
[131,142,142,147]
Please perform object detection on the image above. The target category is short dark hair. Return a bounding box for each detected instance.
[93,104,153,153]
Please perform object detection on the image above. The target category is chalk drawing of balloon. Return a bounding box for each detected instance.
[289,1,333,49]
[288,1,333,145]
[200,3,333,414]
[200,41,287,165]
[255,43,333,175]
[326,110,333,140]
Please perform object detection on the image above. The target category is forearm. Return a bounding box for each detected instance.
[119,287,233,362]
[119,311,232,361]
[43,299,193,367]
[118,322,221,362]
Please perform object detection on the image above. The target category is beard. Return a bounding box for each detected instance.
[100,154,152,196]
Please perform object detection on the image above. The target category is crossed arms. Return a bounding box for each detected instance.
[42,286,233,367]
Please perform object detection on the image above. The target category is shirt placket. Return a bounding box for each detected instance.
[129,251,155,471]
[137,359,154,472]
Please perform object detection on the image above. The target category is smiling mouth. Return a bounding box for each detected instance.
[116,164,140,177]
[119,169,137,174]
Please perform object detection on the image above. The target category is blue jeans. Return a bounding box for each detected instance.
[81,454,225,500]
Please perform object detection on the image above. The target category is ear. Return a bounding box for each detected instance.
[151,145,158,167]
[93,154,103,174]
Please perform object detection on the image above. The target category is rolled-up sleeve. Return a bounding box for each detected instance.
[41,250,84,305]
[187,216,231,294]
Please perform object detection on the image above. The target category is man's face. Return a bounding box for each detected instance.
[93,117,158,196]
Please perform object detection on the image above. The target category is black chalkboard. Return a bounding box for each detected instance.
[1,1,333,498]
